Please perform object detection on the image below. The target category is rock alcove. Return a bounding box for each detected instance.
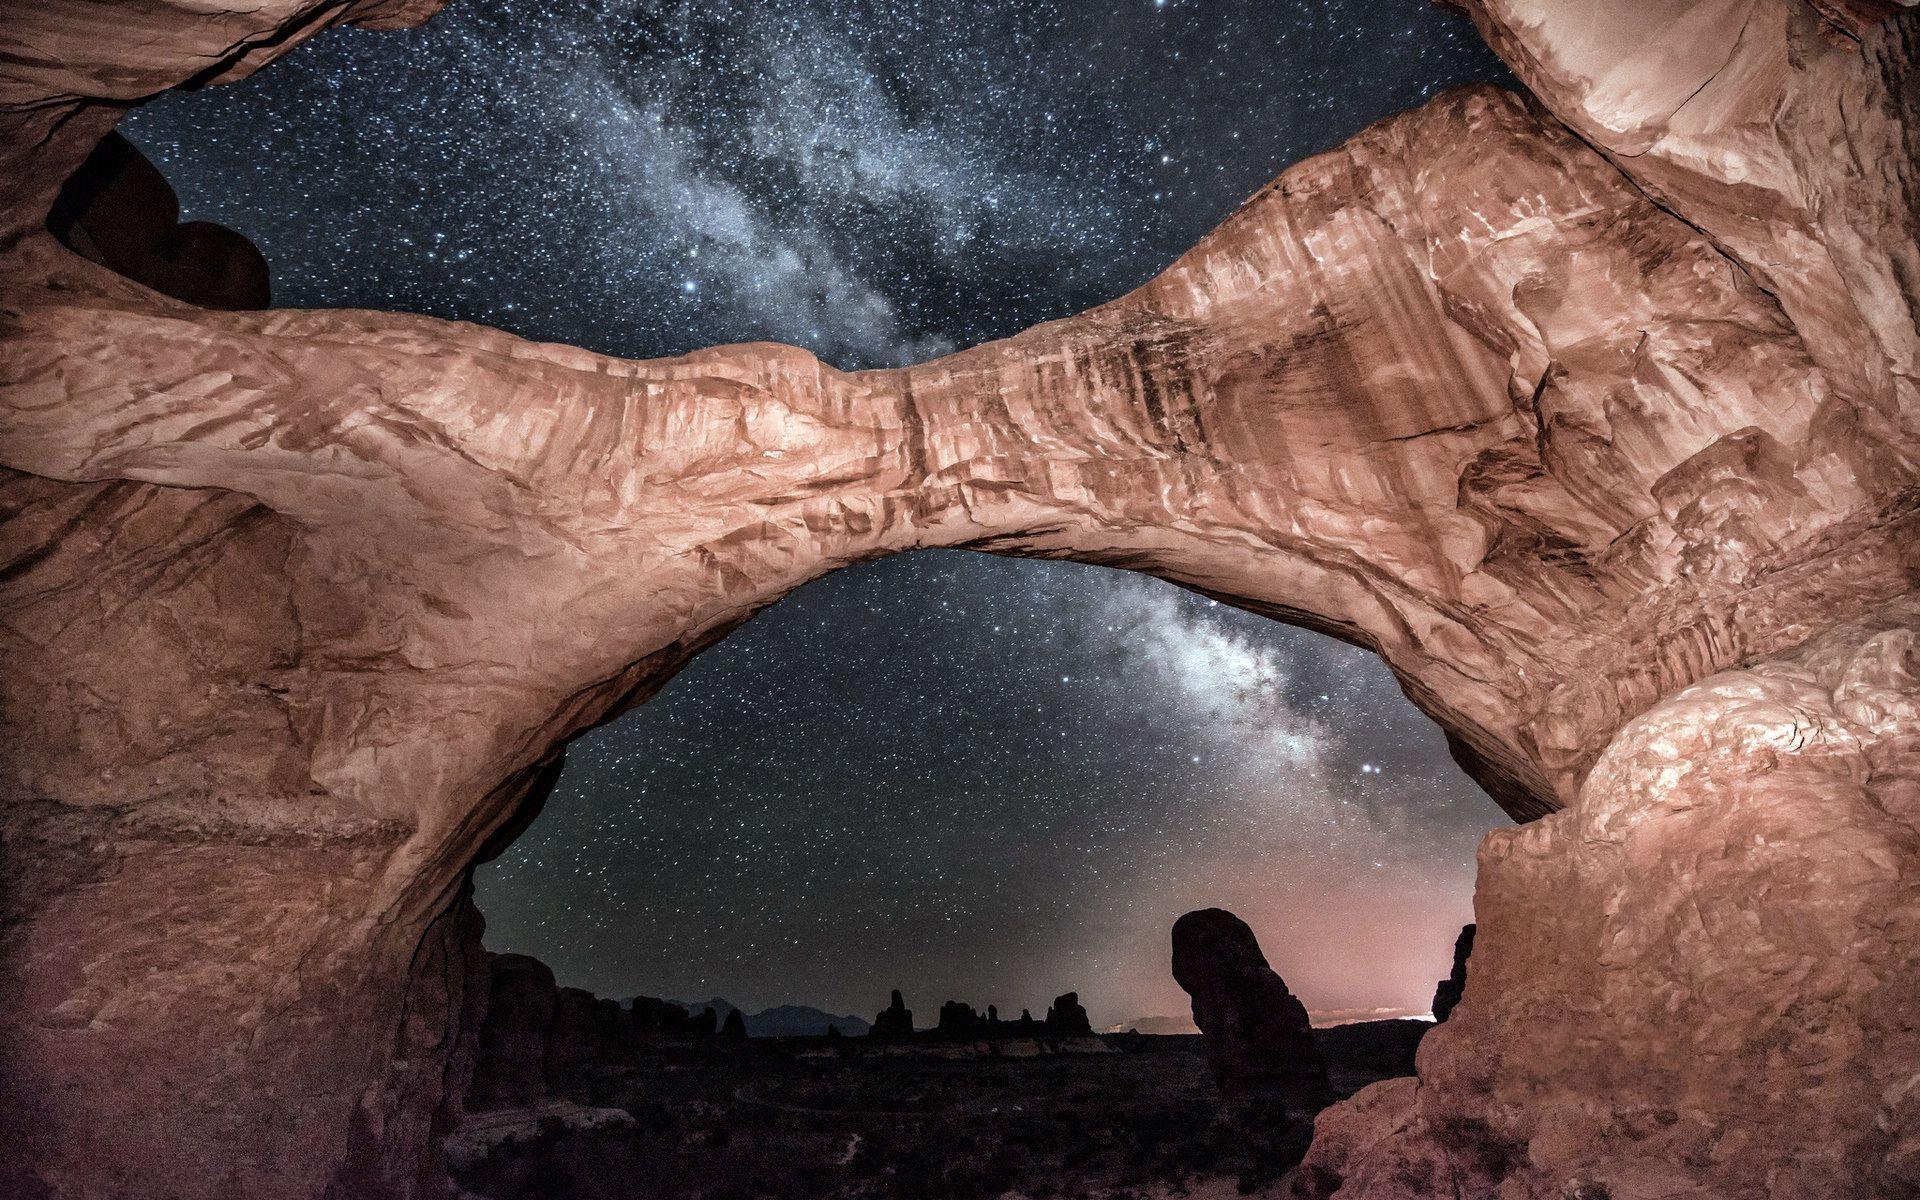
[1,2,1916,1198]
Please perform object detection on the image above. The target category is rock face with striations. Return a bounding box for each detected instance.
[1430,924,1475,1024]
[1171,909,1332,1117]
[1,1,1916,1198]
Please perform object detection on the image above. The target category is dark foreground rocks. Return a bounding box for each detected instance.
[871,990,914,1038]
[1430,924,1475,1024]
[1173,908,1333,1177]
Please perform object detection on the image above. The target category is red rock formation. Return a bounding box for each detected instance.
[1173,907,1332,1174]
[0,1,1914,1198]
[468,954,560,1111]
[1294,601,1920,1198]
[1429,923,1474,1024]
[1446,0,1920,417]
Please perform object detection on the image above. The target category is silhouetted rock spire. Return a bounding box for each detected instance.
[630,995,692,1037]
[1432,923,1476,1023]
[938,1000,984,1034]
[871,989,913,1037]
[1044,992,1093,1036]
[1172,908,1331,1171]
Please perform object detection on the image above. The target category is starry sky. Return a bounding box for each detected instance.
[124,0,1515,1028]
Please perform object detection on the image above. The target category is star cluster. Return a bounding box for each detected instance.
[125,0,1514,1027]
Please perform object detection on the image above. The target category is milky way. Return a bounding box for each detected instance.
[124,0,1515,1027]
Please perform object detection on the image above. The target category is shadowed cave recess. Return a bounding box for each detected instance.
[0,1,1917,1199]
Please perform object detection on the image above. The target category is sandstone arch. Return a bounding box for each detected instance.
[0,2,1915,1197]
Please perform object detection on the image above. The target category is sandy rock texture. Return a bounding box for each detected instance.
[0,0,1915,1197]
[1295,598,1920,1198]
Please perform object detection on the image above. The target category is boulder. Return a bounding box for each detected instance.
[45,131,271,310]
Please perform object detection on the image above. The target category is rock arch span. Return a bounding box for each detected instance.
[0,1,1914,1197]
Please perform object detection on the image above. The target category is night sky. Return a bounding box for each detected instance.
[124,0,1515,1028]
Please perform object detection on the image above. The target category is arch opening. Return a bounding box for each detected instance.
[473,549,1502,1026]
[453,549,1503,1196]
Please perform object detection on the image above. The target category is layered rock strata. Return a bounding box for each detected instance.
[0,1,1914,1197]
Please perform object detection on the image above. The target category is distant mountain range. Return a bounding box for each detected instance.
[1103,1014,1199,1035]
[1105,1007,1435,1035]
[671,996,872,1037]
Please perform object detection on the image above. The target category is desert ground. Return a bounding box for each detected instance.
[450,1023,1425,1200]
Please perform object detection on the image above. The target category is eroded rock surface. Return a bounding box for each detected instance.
[0,1,1915,1198]
[1296,599,1920,1198]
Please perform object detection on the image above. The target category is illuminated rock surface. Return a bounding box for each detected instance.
[0,1,1914,1197]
